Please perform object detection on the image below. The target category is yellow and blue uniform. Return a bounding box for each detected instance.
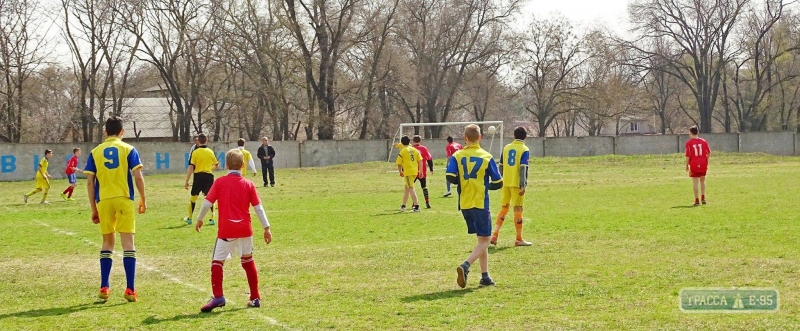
[446,143,502,236]
[396,145,422,188]
[35,157,50,189]
[84,137,143,234]
[499,140,530,207]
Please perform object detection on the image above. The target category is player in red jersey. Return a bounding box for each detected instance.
[412,135,434,208]
[195,149,272,312]
[685,126,711,206]
[61,148,83,201]
[443,136,463,197]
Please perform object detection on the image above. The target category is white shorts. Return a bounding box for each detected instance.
[212,237,254,261]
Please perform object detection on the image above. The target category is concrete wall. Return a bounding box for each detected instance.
[679,133,739,153]
[544,136,614,157]
[615,135,680,155]
[739,131,795,155]
[2,133,800,181]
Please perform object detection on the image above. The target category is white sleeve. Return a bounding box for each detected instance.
[248,157,257,173]
[196,200,214,220]
[253,204,270,228]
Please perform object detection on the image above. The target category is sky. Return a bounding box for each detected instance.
[519,0,633,36]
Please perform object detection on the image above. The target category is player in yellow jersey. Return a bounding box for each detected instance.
[184,133,218,225]
[237,138,258,177]
[396,135,422,212]
[84,116,147,302]
[491,127,532,247]
[446,124,502,288]
[24,149,53,204]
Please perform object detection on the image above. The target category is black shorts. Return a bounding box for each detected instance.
[191,173,214,196]
[414,177,427,188]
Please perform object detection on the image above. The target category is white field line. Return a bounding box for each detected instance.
[295,236,459,254]
[35,220,295,331]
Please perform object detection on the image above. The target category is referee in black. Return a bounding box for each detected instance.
[184,133,218,225]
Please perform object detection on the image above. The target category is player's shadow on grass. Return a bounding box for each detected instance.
[488,246,513,254]
[0,302,124,320]
[373,210,404,217]
[670,205,699,209]
[142,308,246,325]
[161,224,192,230]
[401,288,477,302]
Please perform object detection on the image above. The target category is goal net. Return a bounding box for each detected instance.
[387,121,505,163]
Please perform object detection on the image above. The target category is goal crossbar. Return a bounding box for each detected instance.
[388,121,504,163]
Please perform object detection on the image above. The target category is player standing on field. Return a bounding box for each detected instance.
[237,138,258,177]
[443,136,462,197]
[84,116,147,302]
[685,125,711,206]
[446,124,502,288]
[412,135,434,209]
[62,148,83,201]
[396,135,423,212]
[195,149,272,312]
[24,149,53,204]
[491,127,532,247]
[184,133,218,225]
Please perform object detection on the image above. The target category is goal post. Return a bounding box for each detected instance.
[388,121,505,163]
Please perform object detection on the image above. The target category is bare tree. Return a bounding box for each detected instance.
[0,0,49,142]
[627,0,749,133]
[516,17,590,137]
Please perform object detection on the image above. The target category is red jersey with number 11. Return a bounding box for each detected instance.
[685,137,711,171]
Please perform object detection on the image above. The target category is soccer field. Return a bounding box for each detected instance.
[1,153,800,330]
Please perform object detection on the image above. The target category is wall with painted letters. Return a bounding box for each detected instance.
[1,132,798,181]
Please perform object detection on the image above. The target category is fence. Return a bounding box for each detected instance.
[1,132,798,181]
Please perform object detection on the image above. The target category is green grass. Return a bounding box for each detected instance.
[1,153,800,330]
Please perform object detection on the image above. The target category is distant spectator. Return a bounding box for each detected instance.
[257,137,276,187]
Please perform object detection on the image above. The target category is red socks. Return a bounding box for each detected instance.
[241,257,260,300]
[63,186,74,197]
[211,261,224,298]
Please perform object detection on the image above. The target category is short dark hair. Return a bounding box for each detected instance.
[689,126,699,135]
[73,148,80,153]
[198,133,208,144]
[237,138,245,146]
[513,127,527,140]
[412,135,422,143]
[45,149,52,155]
[105,116,123,136]
[400,135,410,146]
[447,136,453,143]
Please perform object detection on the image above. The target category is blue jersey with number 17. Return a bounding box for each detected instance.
[83,137,143,202]
[446,143,502,210]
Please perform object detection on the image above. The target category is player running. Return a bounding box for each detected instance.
[24,149,53,204]
[443,136,462,197]
[396,135,422,212]
[84,116,147,302]
[685,125,711,206]
[412,135,434,209]
[195,149,272,312]
[491,127,532,247]
[446,124,503,288]
[184,133,218,225]
[61,148,83,201]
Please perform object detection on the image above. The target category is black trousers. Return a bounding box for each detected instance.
[261,163,275,185]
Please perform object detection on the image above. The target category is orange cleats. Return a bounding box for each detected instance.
[98,287,111,301]
[124,288,138,302]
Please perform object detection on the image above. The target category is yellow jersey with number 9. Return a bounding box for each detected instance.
[84,137,143,202]
[396,146,422,178]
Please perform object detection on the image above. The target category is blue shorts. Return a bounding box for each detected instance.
[67,174,77,184]
[461,208,492,237]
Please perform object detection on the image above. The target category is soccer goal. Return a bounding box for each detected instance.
[387,121,504,163]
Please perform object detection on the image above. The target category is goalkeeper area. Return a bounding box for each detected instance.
[388,121,505,163]
[2,153,800,329]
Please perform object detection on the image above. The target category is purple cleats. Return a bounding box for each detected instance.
[200,296,226,313]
